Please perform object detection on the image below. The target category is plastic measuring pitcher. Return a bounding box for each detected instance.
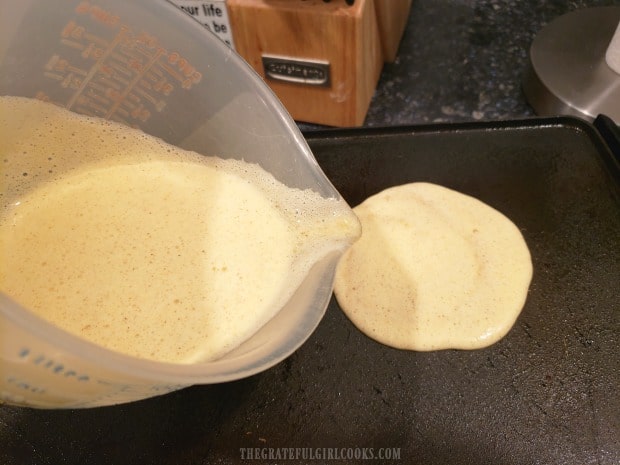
[0,0,357,408]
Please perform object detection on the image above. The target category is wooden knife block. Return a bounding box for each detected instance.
[227,0,411,127]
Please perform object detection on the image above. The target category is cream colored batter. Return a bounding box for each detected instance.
[334,182,533,350]
[0,96,360,363]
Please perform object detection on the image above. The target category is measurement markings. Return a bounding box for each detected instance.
[156,61,185,87]
[109,61,132,78]
[60,38,86,51]
[87,88,111,107]
[83,32,108,46]
[67,65,88,76]
[105,48,165,119]
[66,27,130,111]
[43,72,64,82]
[134,85,166,111]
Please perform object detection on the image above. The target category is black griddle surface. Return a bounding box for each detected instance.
[2,117,619,465]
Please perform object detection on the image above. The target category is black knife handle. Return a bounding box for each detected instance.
[594,114,620,161]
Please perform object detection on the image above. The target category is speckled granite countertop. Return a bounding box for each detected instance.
[301,0,619,130]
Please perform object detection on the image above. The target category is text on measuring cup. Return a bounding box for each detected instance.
[37,1,204,127]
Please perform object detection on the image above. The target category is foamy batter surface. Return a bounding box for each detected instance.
[334,182,533,351]
[0,96,360,363]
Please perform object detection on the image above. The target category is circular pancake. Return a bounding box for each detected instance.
[334,182,533,351]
